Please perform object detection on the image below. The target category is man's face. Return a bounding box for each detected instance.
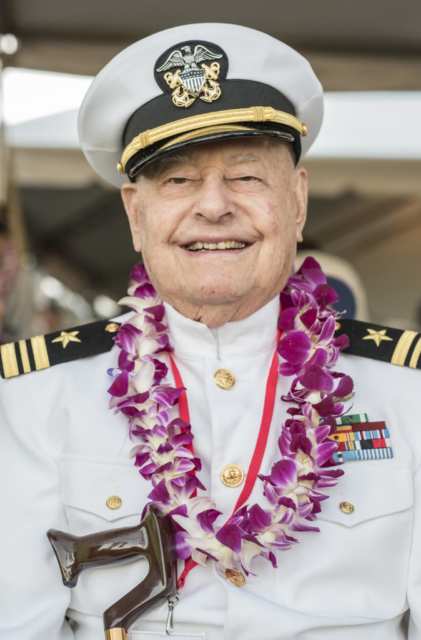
[122,138,308,326]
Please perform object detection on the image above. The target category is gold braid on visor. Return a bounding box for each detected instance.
[117,106,307,174]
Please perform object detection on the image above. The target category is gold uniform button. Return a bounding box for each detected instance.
[214,369,235,390]
[340,501,354,514]
[106,495,122,510]
[221,464,244,488]
[105,322,120,333]
[225,568,246,587]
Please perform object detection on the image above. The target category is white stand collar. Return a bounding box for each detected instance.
[163,296,280,361]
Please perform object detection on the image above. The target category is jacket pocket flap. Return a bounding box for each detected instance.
[59,457,148,522]
[317,460,413,527]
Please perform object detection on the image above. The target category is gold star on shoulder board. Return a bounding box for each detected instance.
[51,331,81,349]
[362,328,393,347]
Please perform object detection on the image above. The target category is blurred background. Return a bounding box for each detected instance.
[0,0,421,342]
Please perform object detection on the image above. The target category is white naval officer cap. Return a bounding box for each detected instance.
[79,23,324,188]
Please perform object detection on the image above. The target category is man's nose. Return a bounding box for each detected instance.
[193,173,232,223]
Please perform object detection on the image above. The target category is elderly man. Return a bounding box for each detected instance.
[1,23,420,640]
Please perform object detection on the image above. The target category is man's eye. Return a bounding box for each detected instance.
[238,176,255,181]
[170,177,188,184]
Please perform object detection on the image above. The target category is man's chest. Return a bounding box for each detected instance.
[49,349,415,627]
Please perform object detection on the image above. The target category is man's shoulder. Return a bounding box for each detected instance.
[0,316,129,380]
[336,318,421,372]
[3,315,421,380]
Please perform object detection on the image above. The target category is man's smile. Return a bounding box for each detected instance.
[183,239,249,251]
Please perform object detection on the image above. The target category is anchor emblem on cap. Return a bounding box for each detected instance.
[157,44,223,108]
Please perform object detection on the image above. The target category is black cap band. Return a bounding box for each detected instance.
[123,79,301,177]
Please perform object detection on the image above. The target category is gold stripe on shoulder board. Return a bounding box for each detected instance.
[0,343,19,378]
[391,330,419,367]
[31,335,50,371]
[409,335,421,369]
[18,340,31,374]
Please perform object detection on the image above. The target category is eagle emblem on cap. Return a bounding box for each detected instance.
[157,44,223,108]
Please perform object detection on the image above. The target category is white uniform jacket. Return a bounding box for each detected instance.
[0,297,420,640]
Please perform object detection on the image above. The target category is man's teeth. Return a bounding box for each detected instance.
[185,240,247,251]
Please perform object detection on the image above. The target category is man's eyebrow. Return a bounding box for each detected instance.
[227,152,261,165]
[141,152,196,179]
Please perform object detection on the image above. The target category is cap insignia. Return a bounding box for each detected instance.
[156,42,225,108]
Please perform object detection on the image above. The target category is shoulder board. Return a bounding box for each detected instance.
[3,317,419,379]
[0,320,121,379]
[336,318,421,370]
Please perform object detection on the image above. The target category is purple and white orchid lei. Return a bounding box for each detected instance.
[107,257,352,577]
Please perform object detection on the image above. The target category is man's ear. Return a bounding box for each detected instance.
[292,166,308,243]
[121,182,142,253]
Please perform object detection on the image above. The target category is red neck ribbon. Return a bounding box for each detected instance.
[169,328,281,590]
